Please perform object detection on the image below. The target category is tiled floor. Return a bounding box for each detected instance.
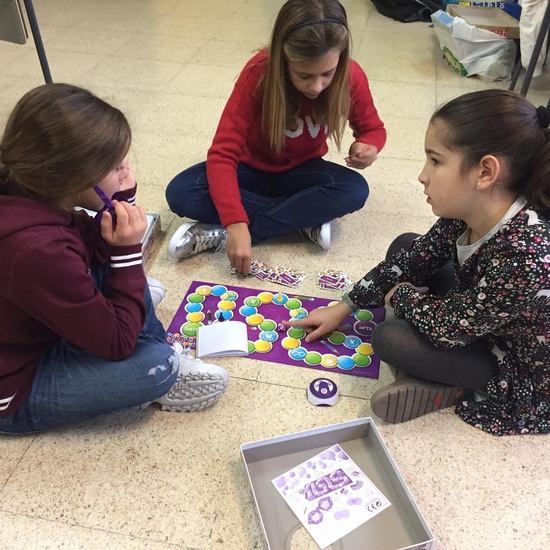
[1,1,550,549]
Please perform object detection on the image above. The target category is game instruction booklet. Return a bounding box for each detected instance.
[271,444,391,549]
[196,321,249,358]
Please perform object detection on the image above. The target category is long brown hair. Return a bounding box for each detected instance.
[0,83,131,204]
[432,89,550,213]
[261,0,350,153]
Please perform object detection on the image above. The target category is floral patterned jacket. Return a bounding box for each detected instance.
[347,208,550,436]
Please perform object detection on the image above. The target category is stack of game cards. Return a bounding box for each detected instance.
[317,269,352,291]
[231,259,307,288]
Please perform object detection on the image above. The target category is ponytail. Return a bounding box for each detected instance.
[432,90,550,214]
[524,122,550,212]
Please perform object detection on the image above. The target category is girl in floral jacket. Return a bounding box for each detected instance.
[287,89,550,436]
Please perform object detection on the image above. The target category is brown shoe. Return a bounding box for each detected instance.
[370,375,468,423]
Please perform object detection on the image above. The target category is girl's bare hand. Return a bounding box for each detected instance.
[384,282,429,306]
[226,223,252,275]
[345,142,378,169]
[283,301,353,343]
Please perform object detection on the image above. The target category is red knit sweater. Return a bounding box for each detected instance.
[206,50,387,227]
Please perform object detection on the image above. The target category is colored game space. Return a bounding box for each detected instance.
[167,281,385,378]
[167,281,386,379]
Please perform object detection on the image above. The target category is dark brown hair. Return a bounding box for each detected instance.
[0,83,131,204]
[261,0,350,152]
[431,89,550,213]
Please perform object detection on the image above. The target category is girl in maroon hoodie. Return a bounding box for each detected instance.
[0,84,229,433]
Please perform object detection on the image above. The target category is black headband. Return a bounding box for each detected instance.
[290,18,345,32]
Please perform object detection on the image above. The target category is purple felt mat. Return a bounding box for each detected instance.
[166,281,385,379]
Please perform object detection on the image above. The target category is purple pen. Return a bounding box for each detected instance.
[93,185,117,224]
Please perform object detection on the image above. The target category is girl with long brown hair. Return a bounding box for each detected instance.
[166,0,386,275]
[0,84,229,433]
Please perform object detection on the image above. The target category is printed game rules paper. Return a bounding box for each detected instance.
[272,444,391,549]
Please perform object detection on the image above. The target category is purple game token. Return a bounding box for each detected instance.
[307,378,339,407]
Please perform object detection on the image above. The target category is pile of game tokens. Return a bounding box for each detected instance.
[317,269,352,291]
[231,259,307,288]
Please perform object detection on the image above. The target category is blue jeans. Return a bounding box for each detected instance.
[165,159,369,242]
[0,266,177,434]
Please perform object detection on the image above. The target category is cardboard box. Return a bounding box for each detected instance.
[447,5,520,38]
[241,418,435,550]
[76,208,161,264]
[142,213,161,264]
[445,1,521,21]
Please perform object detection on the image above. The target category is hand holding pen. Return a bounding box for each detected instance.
[99,200,147,247]
[94,185,118,225]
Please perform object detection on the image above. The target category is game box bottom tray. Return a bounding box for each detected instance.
[241,418,435,550]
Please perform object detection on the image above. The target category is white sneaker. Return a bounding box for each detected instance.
[151,343,230,412]
[146,276,166,308]
[300,222,331,250]
[168,222,227,260]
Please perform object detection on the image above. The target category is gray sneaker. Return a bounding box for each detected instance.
[168,222,227,260]
[149,344,230,412]
[300,222,331,249]
[370,374,468,423]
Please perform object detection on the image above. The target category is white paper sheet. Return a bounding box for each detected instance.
[272,444,391,549]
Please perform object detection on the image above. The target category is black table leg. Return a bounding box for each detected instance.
[22,0,52,83]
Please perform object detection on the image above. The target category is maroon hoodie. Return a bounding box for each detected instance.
[0,195,146,417]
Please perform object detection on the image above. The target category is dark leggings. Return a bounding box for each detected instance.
[370,233,498,390]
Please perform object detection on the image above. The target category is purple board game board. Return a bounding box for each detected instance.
[166,281,386,379]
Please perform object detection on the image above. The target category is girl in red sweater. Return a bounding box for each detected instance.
[0,84,229,432]
[166,0,386,275]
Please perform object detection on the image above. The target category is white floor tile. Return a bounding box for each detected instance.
[1,1,549,549]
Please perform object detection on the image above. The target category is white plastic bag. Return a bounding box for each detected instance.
[431,10,517,82]
[519,0,548,78]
